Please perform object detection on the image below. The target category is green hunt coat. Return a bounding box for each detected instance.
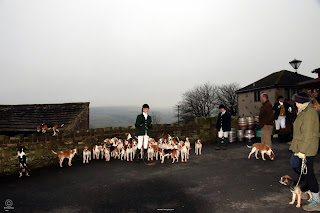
[273,101,292,120]
[135,114,152,136]
[289,103,320,156]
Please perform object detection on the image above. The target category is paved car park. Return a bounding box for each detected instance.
[1,141,319,213]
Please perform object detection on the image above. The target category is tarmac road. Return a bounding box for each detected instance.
[1,142,319,213]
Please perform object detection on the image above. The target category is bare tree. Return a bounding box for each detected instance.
[150,113,161,124]
[217,82,240,116]
[176,83,219,121]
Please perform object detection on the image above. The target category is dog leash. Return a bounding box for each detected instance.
[296,157,308,187]
[143,155,156,166]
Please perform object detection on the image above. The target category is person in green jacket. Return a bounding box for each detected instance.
[289,92,320,211]
[134,104,152,162]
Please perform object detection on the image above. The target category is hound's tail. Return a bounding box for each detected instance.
[247,145,252,148]
[52,150,58,155]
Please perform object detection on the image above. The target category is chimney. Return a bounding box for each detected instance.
[312,68,320,78]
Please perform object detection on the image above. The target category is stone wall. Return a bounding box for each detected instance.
[0,116,238,176]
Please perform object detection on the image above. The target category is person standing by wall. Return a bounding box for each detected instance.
[216,104,231,150]
[259,93,274,148]
[312,89,319,103]
[289,92,320,211]
[307,89,313,98]
[273,95,292,137]
[135,104,152,162]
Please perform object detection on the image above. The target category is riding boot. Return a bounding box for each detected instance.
[216,138,222,150]
[135,149,141,163]
[144,148,148,161]
[222,138,229,150]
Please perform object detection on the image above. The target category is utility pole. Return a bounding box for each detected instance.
[178,105,180,123]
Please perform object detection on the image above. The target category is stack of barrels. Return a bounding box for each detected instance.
[229,128,236,143]
[237,116,259,143]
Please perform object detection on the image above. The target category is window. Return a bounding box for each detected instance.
[285,88,297,101]
[284,89,290,100]
[254,91,260,102]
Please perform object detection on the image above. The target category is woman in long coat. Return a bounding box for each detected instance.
[290,92,320,211]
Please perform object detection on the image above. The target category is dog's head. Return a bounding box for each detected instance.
[279,175,293,186]
[132,140,137,146]
[37,125,42,132]
[270,150,275,160]
[17,146,27,153]
[72,148,78,155]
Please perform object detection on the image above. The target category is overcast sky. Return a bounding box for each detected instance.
[1,0,319,108]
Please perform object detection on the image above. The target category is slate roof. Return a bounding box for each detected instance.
[296,78,320,88]
[0,102,89,133]
[236,70,313,94]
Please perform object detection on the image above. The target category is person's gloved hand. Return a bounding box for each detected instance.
[288,107,292,112]
[297,152,305,159]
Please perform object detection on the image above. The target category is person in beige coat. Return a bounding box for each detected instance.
[289,92,320,211]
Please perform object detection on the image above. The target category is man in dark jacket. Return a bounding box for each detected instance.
[273,95,292,137]
[216,105,231,150]
[135,104,152,162]
[259,93,274,148]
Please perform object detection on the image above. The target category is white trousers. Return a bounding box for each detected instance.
[275,116,286,130]
[218,128,229,139]
[138,135,149,149]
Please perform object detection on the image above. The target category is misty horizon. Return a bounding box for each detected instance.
[1,0,319,108]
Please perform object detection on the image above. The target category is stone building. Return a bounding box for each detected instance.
[236,70,313,117]
[0,102,90,136]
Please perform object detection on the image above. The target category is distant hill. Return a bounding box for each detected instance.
[89,106,176,128]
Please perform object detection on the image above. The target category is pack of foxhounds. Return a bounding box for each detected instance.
[18,134,309,209]
[17,133,203,177]
[80,134,203,165]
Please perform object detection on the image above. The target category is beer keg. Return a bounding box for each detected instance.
[229,128,236,143]
[245,130,255,142]
[238,117,248,130]
[247,117,255,130]
[237,130,244,142]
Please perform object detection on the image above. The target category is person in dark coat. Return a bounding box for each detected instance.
[273,95,292,136]
[259,93,274,148]
[216,104,231,150]
[134,104,152,162]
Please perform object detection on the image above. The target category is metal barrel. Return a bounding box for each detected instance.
[245,130,255,142]
[229,129,236,143]
[247,117,255,130]
[237,130,244,142]
[238,117,248,130]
